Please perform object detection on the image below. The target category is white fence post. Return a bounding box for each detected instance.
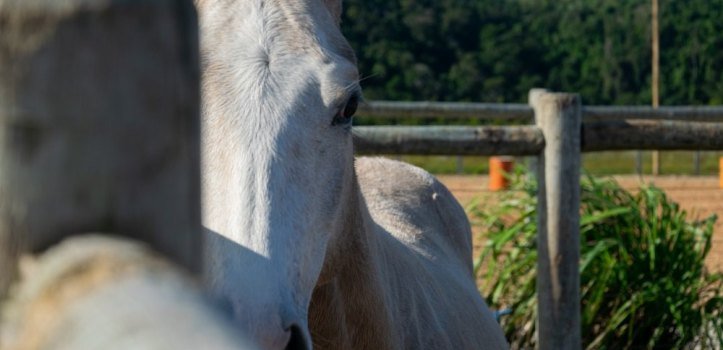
[0,1,258,348]
[529,89,582,350]
[0,0,202,297]
[2,235,256,349]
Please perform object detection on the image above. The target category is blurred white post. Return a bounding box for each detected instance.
[0,1,258,347]
[0,0,202,296]
[2,236,256,349]
[530,89,582,350]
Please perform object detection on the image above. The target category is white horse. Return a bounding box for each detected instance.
[196,0,508,349]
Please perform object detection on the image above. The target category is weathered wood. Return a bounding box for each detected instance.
[582,121,723,151]
[355,100,723,122]
[353,125,544,155]
[1,235,256,350]
[582,105,723,122]
[353,121,723,156]
[357,101,533,120]
[0,0,201,296]
[530,89,582,350]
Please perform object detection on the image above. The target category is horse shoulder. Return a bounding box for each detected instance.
[354,157,508,349]
[354,156,473,270]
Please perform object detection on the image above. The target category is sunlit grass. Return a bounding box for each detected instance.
[384,151,723,176]
[468,169,723,349]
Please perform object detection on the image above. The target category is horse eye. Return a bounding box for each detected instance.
[332,94,359,126]
[343,95,358,118]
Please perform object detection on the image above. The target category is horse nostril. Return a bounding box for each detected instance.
[285,324,308,350]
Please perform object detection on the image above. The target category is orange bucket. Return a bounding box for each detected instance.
[489,156,515,191]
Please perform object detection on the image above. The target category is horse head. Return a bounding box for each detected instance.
[196,1,359,348]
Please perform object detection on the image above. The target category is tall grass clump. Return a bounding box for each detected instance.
[470,170,722,349]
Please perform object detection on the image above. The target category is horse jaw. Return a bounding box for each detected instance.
[196,0,358,349]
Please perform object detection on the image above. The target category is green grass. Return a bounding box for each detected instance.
[468,170,723,349]
[582,151,723,176]
[388,151,723,176]
[392,155,491,174]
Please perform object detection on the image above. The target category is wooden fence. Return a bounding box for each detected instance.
[358,100,723,122]
[354,94,723,350]
[355,101,723,155]
[0,1,254,348]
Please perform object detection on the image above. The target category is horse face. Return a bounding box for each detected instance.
[197,0,356,348]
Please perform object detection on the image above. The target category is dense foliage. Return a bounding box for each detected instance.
[342,0,723,105]
[468,172,722,348]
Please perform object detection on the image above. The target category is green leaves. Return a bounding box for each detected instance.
[342,0,723,105]
[471,171,723,348]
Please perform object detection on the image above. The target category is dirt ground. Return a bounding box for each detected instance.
[436,175,723,273]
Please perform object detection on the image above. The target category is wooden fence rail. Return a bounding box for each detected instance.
[354,126,544,155]
[354,122,723,155]
[358,100,723,122]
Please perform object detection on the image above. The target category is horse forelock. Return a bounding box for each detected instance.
[196,0,358,131]
[197,0,354,69]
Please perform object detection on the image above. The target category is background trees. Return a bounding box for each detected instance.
[342,0,723,105]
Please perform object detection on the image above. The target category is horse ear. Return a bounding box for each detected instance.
[321,0,342,25]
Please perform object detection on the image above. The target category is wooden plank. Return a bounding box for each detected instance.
[355,100,723,122]
[353,125,544,155]
[0,0,202,296]
[353,121,723,157]
[357,101,533,120]
[530,89,582,350]
[582,121,723,151]
[2,236,256,349]
[583,106,723,122]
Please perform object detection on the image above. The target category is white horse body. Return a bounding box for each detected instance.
[196,0,508,349]
[309,157,508,349]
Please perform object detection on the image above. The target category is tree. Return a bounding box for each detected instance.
[342,0,723,105]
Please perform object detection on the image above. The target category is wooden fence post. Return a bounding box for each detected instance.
[529,89,582,350]
[0,0,201,296]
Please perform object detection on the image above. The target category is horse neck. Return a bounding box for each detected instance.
[309,176,399,349]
